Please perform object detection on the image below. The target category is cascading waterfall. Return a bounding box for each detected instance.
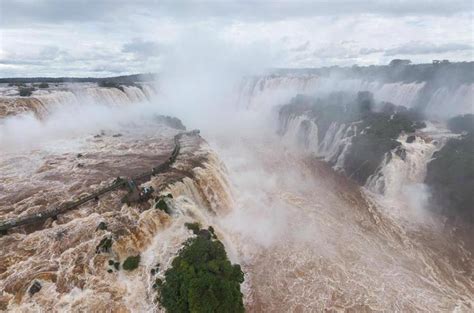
[239,74,473,117]
[365,122,458,197]
[0,126,237,312]
[278,111,460,208]
[0,83,155,119]
[280,114,355,170]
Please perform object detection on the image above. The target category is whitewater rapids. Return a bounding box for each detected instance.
[1,81,472,312]
[210,129,473,312]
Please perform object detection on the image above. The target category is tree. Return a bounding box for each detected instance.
[389,59,411,66]
[159,227,244,313]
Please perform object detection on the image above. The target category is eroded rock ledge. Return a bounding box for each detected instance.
[0,123,233,311]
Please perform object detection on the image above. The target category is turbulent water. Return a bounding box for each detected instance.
[0,80,473,312]
[0,83,155,119]
[214,132,472,312]
[238,74,474,118]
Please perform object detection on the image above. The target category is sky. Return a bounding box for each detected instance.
[0,0,473,77]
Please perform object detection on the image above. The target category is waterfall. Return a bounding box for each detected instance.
[238,74,473,116]
[0,83,156,119]
[366,122,458,196]
[0,129,236,312]
[280,114,354,171]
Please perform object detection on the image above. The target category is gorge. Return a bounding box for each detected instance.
[0,62,473,312]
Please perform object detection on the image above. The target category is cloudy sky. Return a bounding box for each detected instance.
[0,0,473,77]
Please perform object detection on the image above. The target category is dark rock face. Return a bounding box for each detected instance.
[425,132,474,223]
[278,91,426,185]
[96,221,107,231]
[197,229,212,240]
[154,115,186,130]
[394,146,407,160]
[29,281,42,296]
[406,135,416,143]
[96,237,113,254]
[447,114,474,134]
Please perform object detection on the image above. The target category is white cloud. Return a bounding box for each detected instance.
[385,41,473,56]
[0,1,472,77]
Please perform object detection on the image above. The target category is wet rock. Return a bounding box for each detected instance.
[28,281,41,296]
[208,226,217,239]
[96,222,107,231]
[77,163,84,168]
[151,263,160,275]
[198,229,212,240]
[96,237,113,254]
[0,295,9,310]
[153,115,186,130]
[447,114,474,134]
[406,135,416,143]
[394,146,407,161]
[425,132,474,222]
[77,153,83,158]
[152,278,163,289]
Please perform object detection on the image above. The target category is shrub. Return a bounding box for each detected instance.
[155,199,170,213]
[18,87,35,97]
[98,80,124,92]
[38,82,49,88]
[184,222,201,234]
[123,255,141,271]
[159,231,244,313]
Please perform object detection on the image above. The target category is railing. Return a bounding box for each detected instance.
[0,130,200,233]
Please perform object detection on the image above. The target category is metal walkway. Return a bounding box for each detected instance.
[0,130,199,232]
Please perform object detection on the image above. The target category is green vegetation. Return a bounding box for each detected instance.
[38,82,49,88]
[280,91,426,184]
[155,194,173,214]
[425,132,474,222]
[184,222,201,234]
[158,224,244,313]
[98,80,124,92]
[123,255,141,271]
[18,86,35,97]
[447,114,474,134]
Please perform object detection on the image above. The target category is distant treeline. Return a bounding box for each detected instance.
[0,73,157,84]
[272,61,474,86]
[3,61,474,86]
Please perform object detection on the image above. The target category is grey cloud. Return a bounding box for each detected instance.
[385,41,473,56]
[313,44,358,59]
[359,47,384,55]
[122,38,164,59]
[0,59,46,66]
[2,0,472,27]
[0,0,117,26]
[291,41,310,52]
